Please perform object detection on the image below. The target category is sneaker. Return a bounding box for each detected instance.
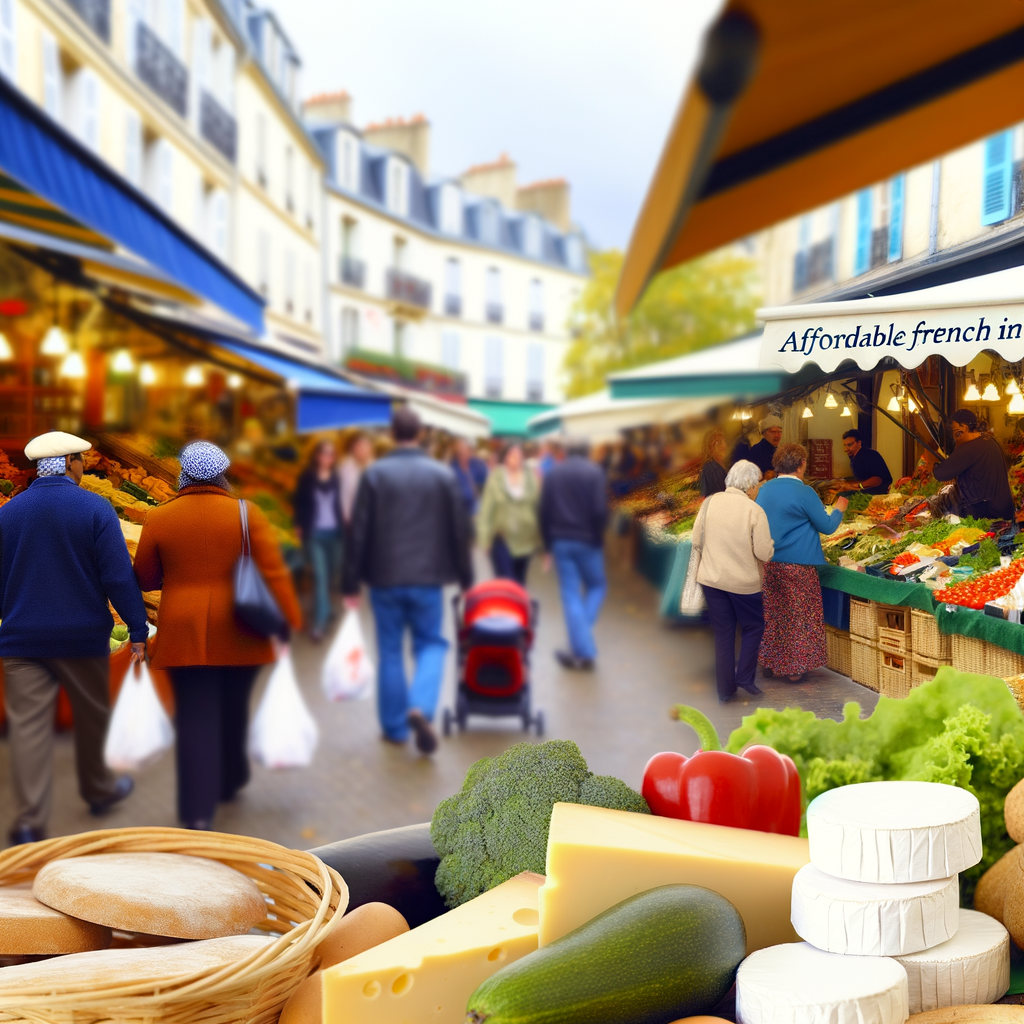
[89,775,134,816]
[407,709,438,755]
[556,650,593,670]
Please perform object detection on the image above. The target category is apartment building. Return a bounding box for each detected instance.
[305,94,589,406]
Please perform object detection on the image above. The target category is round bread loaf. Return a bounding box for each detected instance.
[974,845,1023,924]
[280,971,321,1024]
[0,934,271,994]
[33,853,266,939]
[314,902,409,970]
[1005,778,1024,844]
[0,888,111,954]
[1000,848,1024,948]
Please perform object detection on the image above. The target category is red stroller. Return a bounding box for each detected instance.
[442,579,544,736]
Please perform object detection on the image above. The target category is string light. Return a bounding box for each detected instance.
[1010,393,1024,414]
[982,382,1001,401]
[111,349,135,374]
[58,350,86,379]
[841,404,852,418]
[139,363,157,385]
[40,325,69,356]
[823,392,838,409]
[184,364,205,387]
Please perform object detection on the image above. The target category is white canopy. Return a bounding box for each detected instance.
[345,374,491,439]
[758,264,1024,374]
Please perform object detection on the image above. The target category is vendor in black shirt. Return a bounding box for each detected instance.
[835,429,893,496]
[933,408,1015,520]
[746,415,783,479]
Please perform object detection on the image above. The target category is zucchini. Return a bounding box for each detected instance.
[465,885,745,1024]
[119,480,159,505]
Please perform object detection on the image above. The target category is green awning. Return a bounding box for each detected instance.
[469,399,555,436]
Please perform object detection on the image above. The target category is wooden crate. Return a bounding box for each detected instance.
[985,643,1024,679]
[850,598,877,641]
[911,654,949,689]
[851,635,879,691]
[879,650,911,699]
[910,607,952,661]
[876,604,912,655]
[951,634,988,674]
[825,626,852,678]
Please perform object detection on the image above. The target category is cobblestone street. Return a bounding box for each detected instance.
[0,547,878,850]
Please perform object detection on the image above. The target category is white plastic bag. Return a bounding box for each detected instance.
[322,612,375,701]
[249,648,319,768]
[104,661,175,772]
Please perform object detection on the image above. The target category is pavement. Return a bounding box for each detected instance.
[0,541,878,849]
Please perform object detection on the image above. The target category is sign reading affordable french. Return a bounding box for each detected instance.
[757,267,1024,374]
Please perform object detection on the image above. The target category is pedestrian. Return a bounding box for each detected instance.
[339,431,374,529]
[540,437,609,671]
[293,439,344,642]
[692,460,774,703]
[698,427,728,497]
[755,443,848,682]
[133,441,302,830]
[0,431,145,845]
[450,437,488,519]
[342,407,473,754]
[477,442,541,585]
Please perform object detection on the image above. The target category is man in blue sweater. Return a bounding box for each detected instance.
[0,432,148,845]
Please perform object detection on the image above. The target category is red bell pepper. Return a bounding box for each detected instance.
[642,705,801,836]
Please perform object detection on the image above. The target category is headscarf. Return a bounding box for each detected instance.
[759,414,783,434]
[177,441,231,491]
[36,456,68,477]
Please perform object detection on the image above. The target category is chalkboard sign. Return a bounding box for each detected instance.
[807,437,833,478]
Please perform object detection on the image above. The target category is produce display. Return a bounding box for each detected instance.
[612,460,703,541]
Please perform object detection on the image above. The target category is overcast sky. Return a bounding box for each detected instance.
[284,0,723,250]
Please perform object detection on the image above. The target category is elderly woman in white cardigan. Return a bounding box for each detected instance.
[691,460,774,704]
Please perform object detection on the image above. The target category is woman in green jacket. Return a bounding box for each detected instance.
[477,443,541,585]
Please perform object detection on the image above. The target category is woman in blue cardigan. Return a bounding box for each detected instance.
[756,443,848,682]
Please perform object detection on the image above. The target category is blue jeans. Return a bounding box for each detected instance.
[369,586,448,741]
[306,529,343,632]
[552,539,607,661]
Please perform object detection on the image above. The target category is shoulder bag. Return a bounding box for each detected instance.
[234,499,288,638]
[679,495,712,617]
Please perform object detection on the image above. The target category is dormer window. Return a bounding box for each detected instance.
[565,234,584,271]
[478,202,499,246]
[439,184,462,235]
[337,131,359,192]
[523,216,542,259]
[386,156,409,217]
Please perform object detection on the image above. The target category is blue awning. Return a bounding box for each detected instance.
[217,341,393,432]
[0,75,265,332]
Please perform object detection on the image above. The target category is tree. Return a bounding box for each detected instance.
[562,248,760,398]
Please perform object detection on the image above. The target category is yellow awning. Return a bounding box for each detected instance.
[618,1,1024,316]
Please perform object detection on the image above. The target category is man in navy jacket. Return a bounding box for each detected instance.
[0,432,148,845]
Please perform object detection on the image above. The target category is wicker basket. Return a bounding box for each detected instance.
[951,634,988,675]
[911,654,949,689]
[985,643,1024,679]
[851,635,879,691]
[0,828,348,1024]
[825,626,852,678]
[910,608,952,661]
[878,650,910,699]
[876,604,911,655]
[1005,674,1024,714]
[849,598,877,640]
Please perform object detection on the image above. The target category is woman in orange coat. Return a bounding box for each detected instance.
[133,441,302,830]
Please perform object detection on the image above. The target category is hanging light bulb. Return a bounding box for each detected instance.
[802,403,813,419]
[887,395,901,412]
[741,409,752,420]
[139,363,157,386]
[907,397,919,413]
[111,348,135,374]
[731,408,741,421]
[40,325,68,356]
[228,373,243,389]
[0,332,11,361]
[841,404,852,418]
[1010,393,1024,415]
[964,382,982,402]
[982,382,1001,401]
[1007,379,1020,395]
[58,350,86,379]
[184,364,205,386]
[823,392,838,409]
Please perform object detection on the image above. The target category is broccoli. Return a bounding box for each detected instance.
[430,740,649,908]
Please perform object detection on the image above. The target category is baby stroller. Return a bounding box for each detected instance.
[442,579,544,736]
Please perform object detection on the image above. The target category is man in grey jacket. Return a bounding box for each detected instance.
[342,407,472,753]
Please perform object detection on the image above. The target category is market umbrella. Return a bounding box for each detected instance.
[617,1,1024,317]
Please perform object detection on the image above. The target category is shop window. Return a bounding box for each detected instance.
[982,130,1013,225]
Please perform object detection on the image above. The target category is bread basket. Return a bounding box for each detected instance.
[0,827,348,1024]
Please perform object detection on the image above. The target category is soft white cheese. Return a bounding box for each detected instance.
[807,781,982,883]
[791,863,959,956]
[736,941,908,1024]
[895,908,1010,1014]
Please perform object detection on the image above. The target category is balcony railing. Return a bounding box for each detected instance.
[386,268,432,310]
[793,239,834,293]
[136,23,188,117]
[445,293,462,317]
[65,0,110,42]
[529,312,544,332]
[200,91,236,163]
[340,256,366,289]
[486,302,503,324]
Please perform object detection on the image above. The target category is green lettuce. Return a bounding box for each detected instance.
[725,669,1024,904]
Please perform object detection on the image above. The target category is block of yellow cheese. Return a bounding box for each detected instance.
[539,803,809,953]
[322,871,542,1024]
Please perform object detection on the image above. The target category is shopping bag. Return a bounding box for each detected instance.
[104,661,175,772]
[249,648,319,768]
[679,499,710,617]
[322,612,375,701]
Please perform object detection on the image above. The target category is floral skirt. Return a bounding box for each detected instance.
[759,562,827,676]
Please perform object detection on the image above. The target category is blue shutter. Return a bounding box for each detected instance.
[888,174,905,261]
[982,131,1013,225]
[854,189,872,275]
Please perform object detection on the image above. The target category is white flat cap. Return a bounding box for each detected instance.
[24,431,92,460]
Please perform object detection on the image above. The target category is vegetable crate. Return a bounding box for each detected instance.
[850,635,879,691]
[910,607,951,661]
[849,598,877,641]
[824,626,852,678]
[878,650,911,699]
[876,604,912,656]
[951,634,987,674]
[911,654,949,689]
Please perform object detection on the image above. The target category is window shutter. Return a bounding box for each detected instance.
[80,70,99,151]
[0,0,16,81]
[887,174,905,261]
[853,189,872,275]
[42,33,61,120]
[982,131,1013,226]
[158,139,173,210]
[190,19,209,130]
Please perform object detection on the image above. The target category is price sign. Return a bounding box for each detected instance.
[807,438,833,479]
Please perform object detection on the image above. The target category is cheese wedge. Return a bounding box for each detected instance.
[791,863,960,956]
[321,872,542,1024]
[539,803,809,953]
[895,909,1010,1015]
